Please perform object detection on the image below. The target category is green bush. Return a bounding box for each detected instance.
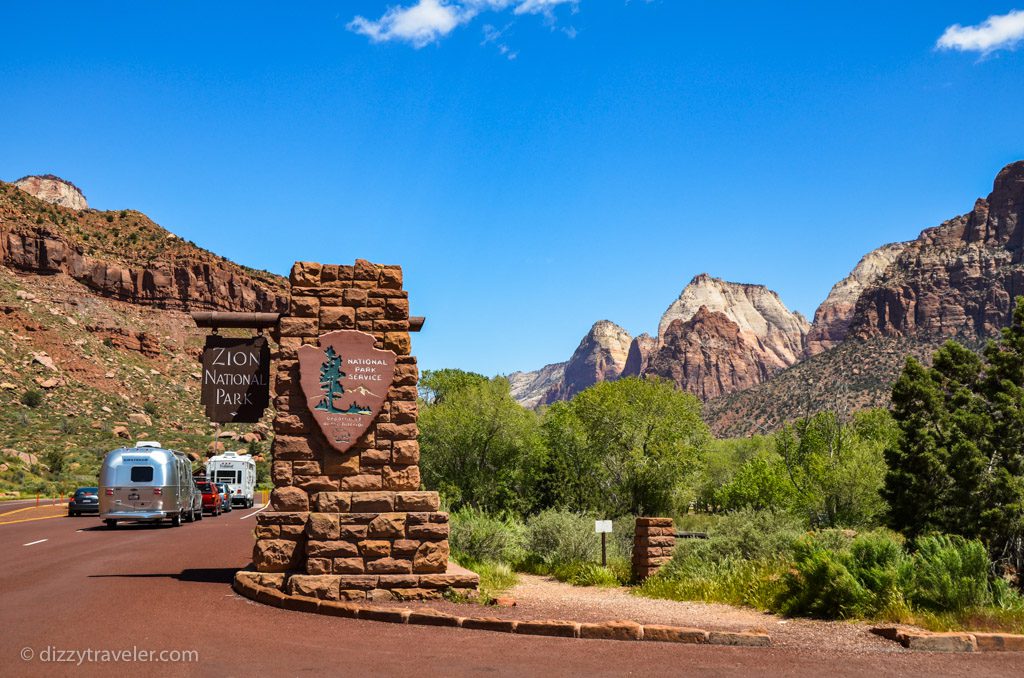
[467,561,518,600]
[21,389,43,408]
[675,508,804,564]
[552,562,624,587]
[524,509,600,568]
[642,556,789,610]
[905,536,997,612]
[143,401,159,417]
[449,507,525,564]
[779,550,870,619]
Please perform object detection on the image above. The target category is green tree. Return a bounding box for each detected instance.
[886,298,1024,576]
[716,455,796,512]
[420,368,488,404]
[777,410,892,528]
[419,373,546,515]
[543,377,709,517]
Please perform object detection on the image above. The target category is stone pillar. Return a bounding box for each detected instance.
[251,260,477,602]
[632,517,675,581]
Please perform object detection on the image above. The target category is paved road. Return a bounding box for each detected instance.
[1,505,1020,677]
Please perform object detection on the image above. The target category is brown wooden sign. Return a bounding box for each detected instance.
[297,330,396,453]
[201,336,271,423]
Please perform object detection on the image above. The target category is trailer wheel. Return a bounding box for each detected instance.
[171,513,182,527]
[104,519,117,529]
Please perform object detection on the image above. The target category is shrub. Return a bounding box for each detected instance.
[21,389,43,408]
[778,550,869,619]
[675,508,804,564]
[469,561,518,600]
[552,562,623,587]
[524,509,600,568]
[143,401,158,417]
[449,507,525,564]
[642,556,789,610]
[777,530,911,619]
[905,535,996,612]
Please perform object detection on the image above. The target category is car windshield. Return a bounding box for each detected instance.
[77,488,98,495]
[197,483,212,492]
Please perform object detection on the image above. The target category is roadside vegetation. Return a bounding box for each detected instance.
[423,300,1024,633]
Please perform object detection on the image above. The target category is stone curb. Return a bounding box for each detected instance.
[233,572,771,646]
[870,626,1024,652]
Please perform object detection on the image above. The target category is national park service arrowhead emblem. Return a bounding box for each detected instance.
[297,330,397,453]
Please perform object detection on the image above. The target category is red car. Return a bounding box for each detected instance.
[196,481,223,516]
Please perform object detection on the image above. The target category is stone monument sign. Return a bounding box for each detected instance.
[247,259,478,602]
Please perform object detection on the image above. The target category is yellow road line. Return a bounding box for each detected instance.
[0,504,64,518]
[0,513,66,526]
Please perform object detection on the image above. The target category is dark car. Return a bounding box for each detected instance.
[196,481,222,516]
[68,487,99,516]
[215,482,232,512]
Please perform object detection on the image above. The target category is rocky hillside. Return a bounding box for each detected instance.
[706,160,1024,435]
[0,177,280,495]
[0,178,287,313]
[849,161,1024,342]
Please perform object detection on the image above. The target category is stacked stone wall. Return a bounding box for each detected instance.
[251,259,476,601]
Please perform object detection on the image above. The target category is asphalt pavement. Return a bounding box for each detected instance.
[1,501,1020,677]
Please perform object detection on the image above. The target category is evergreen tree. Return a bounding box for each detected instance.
[886,298,1024,577]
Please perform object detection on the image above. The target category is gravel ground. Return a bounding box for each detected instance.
[421,574,910,655]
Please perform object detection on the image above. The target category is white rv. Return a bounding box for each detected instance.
[206,451,257,508]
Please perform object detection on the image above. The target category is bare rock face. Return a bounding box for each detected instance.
[14,175,88,210]
[805,242,908,355]
[620,333,656,378]
[507,361,566,410]
[0,179,287,313]
[649,306,786,400]
[542,320,633,404]
[657,274,809,367]
[849,161,1024,342]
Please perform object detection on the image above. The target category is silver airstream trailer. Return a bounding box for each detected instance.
[99,442,199,528]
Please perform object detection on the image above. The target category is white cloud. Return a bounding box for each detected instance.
[936,9,1024,54]
[348,0,466,49]
[348,0,580,48]
[513,0,578,17]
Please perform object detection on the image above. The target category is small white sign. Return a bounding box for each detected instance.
[594,520,613,533]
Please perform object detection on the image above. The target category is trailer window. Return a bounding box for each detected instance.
[215,471,239,483]
[130,466,154,483]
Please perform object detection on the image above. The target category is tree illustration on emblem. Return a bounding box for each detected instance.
[315,346,346,413]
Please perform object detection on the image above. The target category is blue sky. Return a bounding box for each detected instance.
[1,2,1023,375]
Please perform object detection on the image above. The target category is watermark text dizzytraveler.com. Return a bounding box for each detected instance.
[21,646,199,665]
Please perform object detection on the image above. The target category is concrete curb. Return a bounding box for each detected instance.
[233,571,772,646]
[870,626,1024,652]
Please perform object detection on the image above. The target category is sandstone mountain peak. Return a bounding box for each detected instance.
[13,174,88,210]
[620,332,656,378]
[805,241,908,355]
[657,273,808,367]
[542,320,633,404]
